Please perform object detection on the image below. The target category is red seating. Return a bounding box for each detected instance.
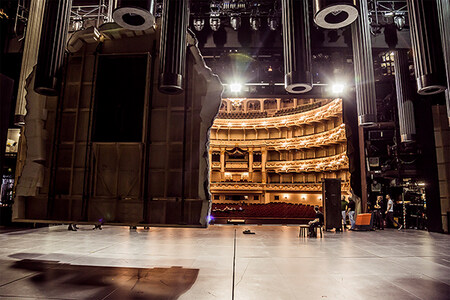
[211,202,319,220]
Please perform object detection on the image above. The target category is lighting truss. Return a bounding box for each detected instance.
[70,0,114,32]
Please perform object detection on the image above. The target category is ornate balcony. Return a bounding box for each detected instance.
[210,181,350,192]
[210,123,346,149]
[212,98,342,129]
[266,152,349,172]
[225,162,248,169]
[252,162,262,169]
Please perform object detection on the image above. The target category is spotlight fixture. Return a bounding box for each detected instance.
[268,16,279,30]
[230,15,241,31]
[393,14,406,30]
[250,17,261,31]
[193,18,205,31]
[210,1,220,13]
[210,17,221,31]
[331,83,345,94]
[229,83,242,93]
[72,17,83,31]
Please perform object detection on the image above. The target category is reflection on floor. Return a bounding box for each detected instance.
[0,225,449,299]
[6,260,198,299]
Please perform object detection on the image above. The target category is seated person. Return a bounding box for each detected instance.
[308,206,324,237]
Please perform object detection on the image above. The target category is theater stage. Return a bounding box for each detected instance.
[0,225,449,299]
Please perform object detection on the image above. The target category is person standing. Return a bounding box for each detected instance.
[347,197,356,230]
[374,196,384,230]
[341,196,348,230]
[385,194,402,230]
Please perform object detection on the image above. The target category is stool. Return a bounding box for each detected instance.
[299,225,310,237]
[314,225,323,238]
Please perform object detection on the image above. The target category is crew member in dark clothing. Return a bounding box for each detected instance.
[341,196,348,229]
[347,198,356,230]
[374,196,384,230]
[309,206,324,237]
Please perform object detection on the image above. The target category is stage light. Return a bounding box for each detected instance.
[210,17,220,31]
[393,14,406,30]
[331,83,345,94]
[230,15,241,30]
[229,82,242,92]
[193,18,205,31]
[250,17,261,31]
[268,17,278,30]
[72,17,83,31]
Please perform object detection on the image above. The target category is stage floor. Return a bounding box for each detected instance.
[0,225,449,299]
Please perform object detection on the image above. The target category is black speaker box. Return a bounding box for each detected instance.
[322,178,342,230]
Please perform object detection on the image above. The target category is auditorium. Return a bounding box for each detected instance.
[0,0,449,299]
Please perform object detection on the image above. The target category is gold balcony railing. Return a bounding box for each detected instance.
[266,152,349,172]
[212,98,342,129]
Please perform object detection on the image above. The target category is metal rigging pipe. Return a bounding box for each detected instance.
[394,50,416,143]
[281,0,313,94]
[351,0,377,126]
[313,0,358,29]
[34,0,72,96]
[158,0,189,94]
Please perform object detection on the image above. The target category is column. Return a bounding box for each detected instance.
[277,98,281,110]
[260,100,264,112]
[249,149,253,181]
[293,98,298,108]
[208,150,213,171]
[227,100,231,113]
[262,148,267,184]
[220,149,225,181]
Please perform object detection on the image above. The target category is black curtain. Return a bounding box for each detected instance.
[414,97,443,233]
[0,74,14,180]
[342,92,362,198]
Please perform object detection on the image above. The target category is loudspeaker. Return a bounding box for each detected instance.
[322,178,341,230]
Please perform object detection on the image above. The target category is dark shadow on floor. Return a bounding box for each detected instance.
[3,258,199,300]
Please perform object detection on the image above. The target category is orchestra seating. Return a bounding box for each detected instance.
[211,202,318,224]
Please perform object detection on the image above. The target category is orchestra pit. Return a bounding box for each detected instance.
[0,0,449,299]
